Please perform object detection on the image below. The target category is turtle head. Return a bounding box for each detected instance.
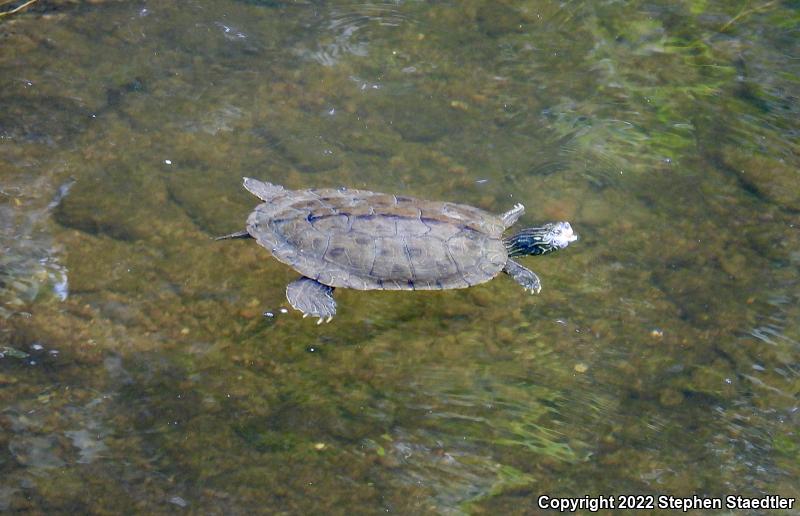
[504,222,577,257]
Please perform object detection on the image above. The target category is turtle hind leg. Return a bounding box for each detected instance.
[503,259,541,294]
[243,177,286,201]
[286,277,337,323]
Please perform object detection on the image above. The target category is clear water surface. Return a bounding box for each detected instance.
[1,0,798,513]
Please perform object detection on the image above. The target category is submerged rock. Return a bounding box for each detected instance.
[339,125,402,157]
[0,95,89,147]
[720,146,800,212]
[279,134,344,173]
[53,166,171,241]
[8,435,66,469]
[64,429,108,464]
[378,93,465,143]
[476,1,526,37]
[0,486,20,512]
[165,165,251,235]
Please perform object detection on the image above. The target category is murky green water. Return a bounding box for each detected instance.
[1,0,798,513]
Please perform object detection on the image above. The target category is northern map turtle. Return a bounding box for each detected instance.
[219,178,577,322]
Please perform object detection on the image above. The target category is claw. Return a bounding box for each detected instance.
[303,313,309,318]
[326,316,333,323]
[317,317,324,325]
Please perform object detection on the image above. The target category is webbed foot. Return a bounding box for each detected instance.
[500,203,525,229]
[286,277,336,323]
[503,259,541,294]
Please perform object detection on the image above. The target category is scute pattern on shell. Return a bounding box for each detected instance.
[246,184,509,290]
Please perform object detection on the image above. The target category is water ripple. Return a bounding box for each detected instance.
[298,3,411,66]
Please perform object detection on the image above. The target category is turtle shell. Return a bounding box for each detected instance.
[244,180,509,290]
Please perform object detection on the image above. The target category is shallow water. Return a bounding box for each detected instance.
[1,0,798,513]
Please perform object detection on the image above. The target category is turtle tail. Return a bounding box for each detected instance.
[214,230,252,241]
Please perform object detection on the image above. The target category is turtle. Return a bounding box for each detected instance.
[219,178,577,323]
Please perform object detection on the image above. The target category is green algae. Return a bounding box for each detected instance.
[0,0,798,513]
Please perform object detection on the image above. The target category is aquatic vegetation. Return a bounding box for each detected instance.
[0,0,39,20]
[0,0,797,512]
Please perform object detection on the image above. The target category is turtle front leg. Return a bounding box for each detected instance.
[500,203,525,229]
[503,259,541,294]
[286,277,337,323]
